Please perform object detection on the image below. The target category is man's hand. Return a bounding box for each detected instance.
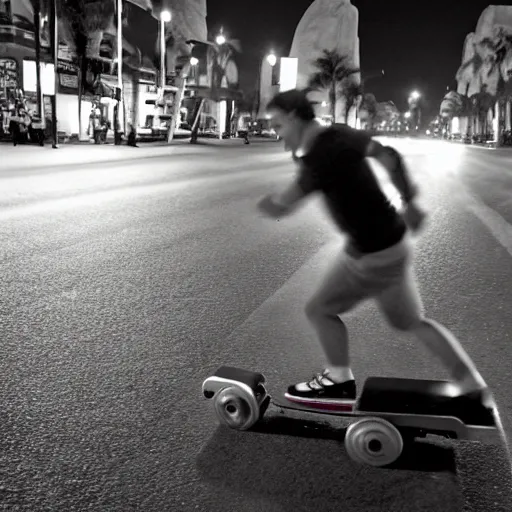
[257,183,307,219]
[257,194,289,218]
[403,201,427,233]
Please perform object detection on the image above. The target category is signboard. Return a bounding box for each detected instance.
[279,58,298,92]
[0,58,18,97]
[57,60,79,94]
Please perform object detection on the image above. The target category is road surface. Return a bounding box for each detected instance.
[1,138,511,511]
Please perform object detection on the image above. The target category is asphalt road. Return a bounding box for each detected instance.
[1,138,511,511]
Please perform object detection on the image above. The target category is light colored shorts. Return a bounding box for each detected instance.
[309,236,424,330]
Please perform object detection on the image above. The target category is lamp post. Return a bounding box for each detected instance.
[255,50,278,119]
[49,0,58,148]
[266,51,277,68]
[190,56,198,82]
[215,28,226,46]
[33,0,43,134]
[409,90,421,130]
[160,10,171,91]
[114,0,123,144]
[214,30,227,139]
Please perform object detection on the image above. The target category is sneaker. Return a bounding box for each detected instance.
[285,370,357,406]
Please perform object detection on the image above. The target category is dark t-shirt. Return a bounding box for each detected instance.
[297,124,406,255]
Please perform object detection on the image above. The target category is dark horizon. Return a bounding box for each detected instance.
[206,0,497,117]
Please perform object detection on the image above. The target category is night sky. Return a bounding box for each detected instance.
[206,0,496,115]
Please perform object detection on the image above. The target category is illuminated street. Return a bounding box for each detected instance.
[1,139,512,511]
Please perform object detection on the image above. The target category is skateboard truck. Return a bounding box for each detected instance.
[202,366,502,468]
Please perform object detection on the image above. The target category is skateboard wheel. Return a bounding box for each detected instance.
[213,386,260,431]
[344,417,403,467]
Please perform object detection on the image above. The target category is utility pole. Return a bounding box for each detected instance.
[34,0,43,131]
[49,0,58,148]
[114,0,123,144]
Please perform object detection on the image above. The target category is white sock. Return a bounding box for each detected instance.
[326,366,354,384]
[294,367,355,392]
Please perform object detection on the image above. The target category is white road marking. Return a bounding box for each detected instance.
[459,187,512,258]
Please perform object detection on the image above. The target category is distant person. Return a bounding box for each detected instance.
[237,115,250,145]
[127,124,138,147]
[257,88,491,408]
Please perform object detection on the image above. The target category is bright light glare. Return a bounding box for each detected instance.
[216,34,226,45]
[367,157,403,211]
[279,57,297,92]
[190,57,199,66]
[160,10,171,22]
[410,91,420,100]
[266,53,277,67]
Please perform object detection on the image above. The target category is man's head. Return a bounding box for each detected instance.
[266,89,316,152]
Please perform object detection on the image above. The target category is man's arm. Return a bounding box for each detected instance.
[257,180,308,218]
[367,140,426,232]
[367,140,418,204]
[257,159,317,218]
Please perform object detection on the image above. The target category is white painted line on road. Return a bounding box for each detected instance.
[0,164,293,221]
[224,239,342,344]
[459,187,512,258]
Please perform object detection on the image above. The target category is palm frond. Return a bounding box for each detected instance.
[228,39,242,53]
[307,71,330,91]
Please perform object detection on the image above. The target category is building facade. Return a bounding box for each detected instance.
[440,5,512,144]
[0,0,230,141]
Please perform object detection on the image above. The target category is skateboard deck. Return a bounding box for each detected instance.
[272,394,356,416]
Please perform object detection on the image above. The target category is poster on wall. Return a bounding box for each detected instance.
[0,58,18,99]
[57,60,79,94]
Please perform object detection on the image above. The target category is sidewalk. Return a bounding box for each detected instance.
[0,137,280,173]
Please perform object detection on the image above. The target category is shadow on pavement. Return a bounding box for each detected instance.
[196,415,462,512]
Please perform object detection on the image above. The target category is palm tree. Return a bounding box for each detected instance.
[307,49,359,122]
[343,80,363,127]
[359,93,378,130]
[186,36,242,142]
[58,0,115,140]
[212,38,241,92]
[473,86,495,137]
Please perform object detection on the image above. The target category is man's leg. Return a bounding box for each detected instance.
[288,252,372,398]
[306,256,369,365]
[376,263,487,393]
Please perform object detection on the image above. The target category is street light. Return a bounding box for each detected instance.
[160,10,171,22]
[216,32,226,45]
[266,51,277,67]
[160,10,171,91]
[410,90,421,100]
[189,57,199,82]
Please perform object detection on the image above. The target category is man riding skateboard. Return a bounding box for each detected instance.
[257,89,491,408]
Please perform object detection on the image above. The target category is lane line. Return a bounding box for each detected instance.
[459,187,512,258]
[0,163,293,221]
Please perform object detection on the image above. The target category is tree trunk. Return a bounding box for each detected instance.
[167,77,184,143]
[86,31,103,59]
[78,56,87,140]
[168,63,191,143]
[344,98,351,126]
[329,83,336,122]
[190,98,206,143]
[132,67,140,131]
[34,0,43,124]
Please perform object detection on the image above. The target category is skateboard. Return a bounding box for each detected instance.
[202,366,501,467]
